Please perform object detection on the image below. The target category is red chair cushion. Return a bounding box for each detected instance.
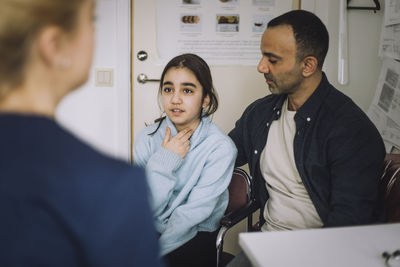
[226,172,248,214]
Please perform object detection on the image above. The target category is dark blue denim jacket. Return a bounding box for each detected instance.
[229,73,386,227]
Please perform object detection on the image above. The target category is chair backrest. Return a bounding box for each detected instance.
[380,153,400,222]
[225,168,251,214]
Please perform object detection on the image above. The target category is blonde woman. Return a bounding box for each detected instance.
[0,0,163,266]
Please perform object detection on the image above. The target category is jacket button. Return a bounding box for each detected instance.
[307,117,311,122]
[266,123,269,127]
[254,150,258,154]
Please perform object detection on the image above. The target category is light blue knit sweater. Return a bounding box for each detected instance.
[133,116,237,256]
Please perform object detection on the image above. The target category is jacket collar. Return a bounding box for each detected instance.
[271,72,331,123]
[296,72,331,122]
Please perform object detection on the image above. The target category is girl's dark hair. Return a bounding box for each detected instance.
[149,53,219,135]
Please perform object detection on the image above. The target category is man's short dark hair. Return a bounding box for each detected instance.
[268,10,329,69]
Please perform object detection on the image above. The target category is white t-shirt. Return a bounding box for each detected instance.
[260,98,323,231]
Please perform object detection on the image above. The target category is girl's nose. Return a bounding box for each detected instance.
[171,92,182,103]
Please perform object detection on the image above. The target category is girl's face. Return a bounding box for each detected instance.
[161,67,210,132]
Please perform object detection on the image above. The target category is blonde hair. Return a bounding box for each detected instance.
[0,0,84,98]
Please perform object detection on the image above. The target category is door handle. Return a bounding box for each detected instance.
[137,73,160,84]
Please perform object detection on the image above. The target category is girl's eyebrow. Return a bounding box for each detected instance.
[162,81,197,87]
[181,82,196,87]
[162,81,173,86]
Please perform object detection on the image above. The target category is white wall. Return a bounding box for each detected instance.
[56,0,131,161]
[303,0,384,111]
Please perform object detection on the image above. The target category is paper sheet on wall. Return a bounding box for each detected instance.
[379,21,400,61]
[379,0,400,60]
[384,0,400,26]
[367,58,400,152]
[155,0,292,66]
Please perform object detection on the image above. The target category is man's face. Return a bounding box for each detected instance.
[257,25,303,95]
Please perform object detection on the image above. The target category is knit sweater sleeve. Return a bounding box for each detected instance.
[159,139,237,255]
[133,130,184,218]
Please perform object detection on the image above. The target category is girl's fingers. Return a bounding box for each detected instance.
[162,127,171,146]
[182,129,193,141]
[175,128,193,141]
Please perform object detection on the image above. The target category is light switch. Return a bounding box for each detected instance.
[95,68,114,87]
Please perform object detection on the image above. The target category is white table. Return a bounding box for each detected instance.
[239,223,400,267]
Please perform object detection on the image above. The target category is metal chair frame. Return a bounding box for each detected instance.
[216,167,259,267]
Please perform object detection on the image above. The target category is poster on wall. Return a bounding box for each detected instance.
[155,0,293,66]
[374,0,400,153]
[367,58,400,152]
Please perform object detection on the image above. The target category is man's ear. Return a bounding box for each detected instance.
[301,56,318,78]
[36,26,68,68]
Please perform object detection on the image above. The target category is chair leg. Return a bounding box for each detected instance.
[216,226,228,267]
[247,215,253,232]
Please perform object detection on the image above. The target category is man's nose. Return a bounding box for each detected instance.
[257,58,269,74]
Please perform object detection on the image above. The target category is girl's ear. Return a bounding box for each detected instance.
[202,94,210,109]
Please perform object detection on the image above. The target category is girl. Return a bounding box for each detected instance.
[134,53,237,267]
